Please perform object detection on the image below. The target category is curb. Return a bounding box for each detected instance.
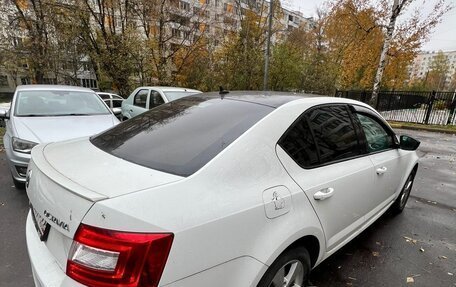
[389,124,456,135]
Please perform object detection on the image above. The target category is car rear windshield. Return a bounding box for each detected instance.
[90,96,273,176]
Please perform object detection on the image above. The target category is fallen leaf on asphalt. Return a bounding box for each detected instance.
[372,251,380,257]
[420,248,425,252]
[376,241,381,245]
[407,277,415,283]
[439,255,448,259]
[348,277,357,281]
[404,236,418,244]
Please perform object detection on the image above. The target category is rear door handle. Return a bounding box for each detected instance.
[313,188,334,200]
[376,167,388,175]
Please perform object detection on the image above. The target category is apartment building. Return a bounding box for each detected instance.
[0,0,314,94]
[409,50,456,87]
[0,1,98,95]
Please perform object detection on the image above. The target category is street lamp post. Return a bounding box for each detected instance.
[263,0,274,91]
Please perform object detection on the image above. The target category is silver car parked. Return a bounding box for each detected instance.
[0,85,120,188]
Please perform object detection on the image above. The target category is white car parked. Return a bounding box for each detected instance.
[26,92,419,287]
[96,92,124,119]
[121,86,201,120]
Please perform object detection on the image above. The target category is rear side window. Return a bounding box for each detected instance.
[134,89,148,108]
[279,117,319,167]
[149,91,165,109]
[307,106,360,164]
[279,105,361,168]
[91,97,273,176]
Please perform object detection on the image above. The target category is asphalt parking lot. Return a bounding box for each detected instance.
[0,129,455,287]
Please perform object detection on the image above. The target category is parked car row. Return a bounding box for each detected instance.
[0,84,201,188]
[1,86,420,287]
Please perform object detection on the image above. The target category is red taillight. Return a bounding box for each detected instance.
[67,224,173,287]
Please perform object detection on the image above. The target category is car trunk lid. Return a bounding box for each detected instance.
[26,140,183,271]
[40,138,184,199]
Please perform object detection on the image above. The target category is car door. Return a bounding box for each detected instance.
[276,104,375,252]
[148,90,165,110]
[129,89,149,117]
[352,107,404,215]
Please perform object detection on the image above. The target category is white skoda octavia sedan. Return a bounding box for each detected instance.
[26,92,420,287]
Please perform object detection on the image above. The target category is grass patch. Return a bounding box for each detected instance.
[388,121,456,133]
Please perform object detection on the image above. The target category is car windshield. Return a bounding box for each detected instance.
[164,91,200,101]
[91,96,273,176]
[15,90,111,117]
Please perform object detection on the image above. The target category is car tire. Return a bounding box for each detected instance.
[257,246,311,287]
[391,168,417,214]
[12,176,25,190]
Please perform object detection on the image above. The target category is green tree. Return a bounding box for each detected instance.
[215,10,267,90]
[426,51,450,90]
[269,43,303,91]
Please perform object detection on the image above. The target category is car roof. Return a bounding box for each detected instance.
[138,86,201,93]
[15,85,95,93]
[196,91,318,108]
[195,91,373,109]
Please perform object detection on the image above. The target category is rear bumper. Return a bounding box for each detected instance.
[26,211,84,287]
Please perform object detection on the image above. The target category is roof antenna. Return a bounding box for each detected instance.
[219,86,229,98]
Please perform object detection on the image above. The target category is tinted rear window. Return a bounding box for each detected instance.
[91,96,273,176]
[307,105,361,164]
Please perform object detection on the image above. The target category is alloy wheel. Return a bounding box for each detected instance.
[400,174,414,208]
[268,260,305,287]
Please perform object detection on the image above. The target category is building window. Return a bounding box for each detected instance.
[43,78,57,84]
[172,28,181,38]
[81,78,97,89]
[0,75,8,87]
[180,1,190,11]
[21,77,30,85]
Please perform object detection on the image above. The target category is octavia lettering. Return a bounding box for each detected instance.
[44,210,69,232]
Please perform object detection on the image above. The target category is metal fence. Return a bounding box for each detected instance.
[335,90,456,125]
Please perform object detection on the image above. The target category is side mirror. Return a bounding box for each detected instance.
[400,135,420,151]
[112,107,122,116]
[0,109,9,120]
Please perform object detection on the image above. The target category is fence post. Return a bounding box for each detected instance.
[447,96,456,125]
[361,90,367,102]
[424,90,436,125]
[375,93,380,110]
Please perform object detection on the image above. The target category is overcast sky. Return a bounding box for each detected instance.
[282,0,456,52]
